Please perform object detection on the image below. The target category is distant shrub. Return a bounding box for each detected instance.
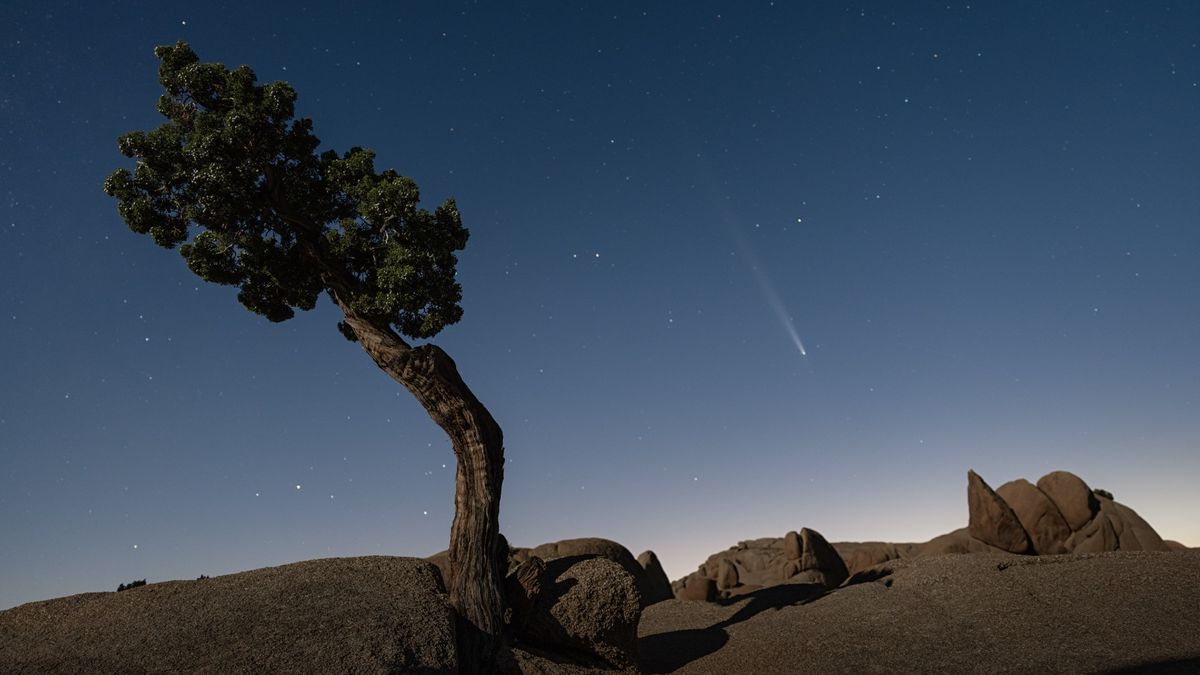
[197,575,210,580]
[116,579,146,592]
[1093,488,1114,500]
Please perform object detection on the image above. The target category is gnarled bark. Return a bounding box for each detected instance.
[338,306,505,673]
[280,214,506,670]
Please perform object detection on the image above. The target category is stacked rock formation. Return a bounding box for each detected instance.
[672,527,849,601]
[832,470,1172,576]
[674,470,1177,598]
[967,469,1169,555]
[994,477,1071,554]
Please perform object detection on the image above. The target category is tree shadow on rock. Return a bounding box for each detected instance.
[496,642,617,674]
[531,554,586,608]
[541,555,594,585]
[843,564,895,587]
[639,582,829,673]
[715,581,828,629]
[639,627,729,674]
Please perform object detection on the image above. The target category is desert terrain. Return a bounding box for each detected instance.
[2,470,1197,674]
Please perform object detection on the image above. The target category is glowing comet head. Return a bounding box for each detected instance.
[772,299,807,357]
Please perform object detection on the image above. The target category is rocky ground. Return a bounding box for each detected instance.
[1,470,1196,673]
[3,550,1196,674]
[640,551,1200,674]
[0,556,460,673]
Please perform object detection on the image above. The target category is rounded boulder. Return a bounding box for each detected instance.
[995,478,1071,554]
[519,556,641,669]
[1036,471,1099,531]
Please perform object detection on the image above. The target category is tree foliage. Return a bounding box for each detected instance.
[104,41,468,339]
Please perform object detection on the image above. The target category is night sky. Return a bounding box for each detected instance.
[3,1,1198,610]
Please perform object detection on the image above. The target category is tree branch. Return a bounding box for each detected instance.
[262,165,411,353]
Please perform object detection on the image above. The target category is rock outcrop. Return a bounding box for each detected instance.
[678,470,1176,589]
[783,529,804,560]
[0,557,458,674]
[636,550,674,604]
[449,537,655,668]
[834,541,916,576]
[1069,492,1168,553]
[676,575,716,602]
[782,528,849,587]
[995,478,1071,554]
[828,470,1172,577]
[967,470,1034,554]
[716,558,740,590]
[518,556,641,669]
[432,536,673,609]
[514,538,666,610]
[672,526,849,601]
[1036,470,1099,531]
[503,556,546,638]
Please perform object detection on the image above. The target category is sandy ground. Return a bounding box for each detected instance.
[638,551,1200,674]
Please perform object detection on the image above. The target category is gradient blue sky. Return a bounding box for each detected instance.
[2,1,1198,610]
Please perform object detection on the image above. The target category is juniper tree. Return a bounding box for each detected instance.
[104,42,506,671]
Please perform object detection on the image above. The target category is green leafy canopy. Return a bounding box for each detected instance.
[104,41,468,339]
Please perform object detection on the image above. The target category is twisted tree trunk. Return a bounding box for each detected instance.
[269,181,506,670]
[338,308,506,673]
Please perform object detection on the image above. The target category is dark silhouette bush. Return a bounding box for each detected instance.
[116,579,146,592]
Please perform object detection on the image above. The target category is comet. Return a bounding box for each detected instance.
[731,229,808,357]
